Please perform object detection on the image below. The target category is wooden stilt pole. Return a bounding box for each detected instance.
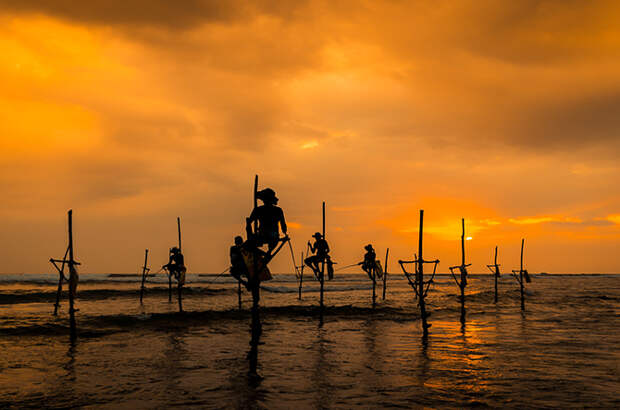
[494,246,498,303]
[140,249,149,304]
[382,248,389,300]
[238,281,242,310]
[298,250,304,300]
[67,210,77,340]
[486,246,501,303]
[251,175,260,317]
[460,218,466,325]
[520,239,525,310]
[372,262,376,309]
[53,271,63,315]
[418,210,429,335]
[177,217,183,313]
[52,246,69,316]
[319,201,325,313]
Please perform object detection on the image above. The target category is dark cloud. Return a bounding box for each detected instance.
[514,91,620,151]
[0,0,242,28]
[0,0,310,29]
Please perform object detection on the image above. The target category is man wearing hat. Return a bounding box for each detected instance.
[304,232,331,277]
[246,187,288,252]
[359,244,376,281]
[163,246,186,285]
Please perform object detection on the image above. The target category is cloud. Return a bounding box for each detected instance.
[0,0,248,28]
[1,2,620,273]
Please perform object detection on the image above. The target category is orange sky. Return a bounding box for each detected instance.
[1,1,619,274]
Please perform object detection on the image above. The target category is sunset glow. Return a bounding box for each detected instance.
[0,1,619,274]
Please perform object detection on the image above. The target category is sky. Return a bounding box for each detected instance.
[1,0,619,274]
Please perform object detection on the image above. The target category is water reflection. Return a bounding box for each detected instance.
[248,305,262,381]
[312,326,333,408]
[64,341,77,384]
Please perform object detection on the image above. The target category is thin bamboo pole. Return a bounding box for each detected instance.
[67,210,76,340]
[418,210,429,335]
[520,239,525,310]
[251,175,260,314]
[382,248,389,300]
[238,281,242,309]
[460,218,466,325]
[372,260,376,309]
[52,246,69,316]
[494,246,498,303]
[177,217,184,312]
[140,249,149,303]
[298,250,304,300]
[319,201,325,312]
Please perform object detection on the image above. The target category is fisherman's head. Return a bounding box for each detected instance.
[364,244,373,251]
[312,232,322,239]
[257,188,278,205]
[170,246,180,254]
[234,236,243,246]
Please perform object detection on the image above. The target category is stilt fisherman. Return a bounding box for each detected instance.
[246,188,288,252]
[304,232,334,280]
[230,235,251,289]
[163,246,186,285]
[359,244,378,281]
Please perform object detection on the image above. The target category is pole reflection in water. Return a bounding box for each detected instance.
[312,325,333,408]
[248,302,262,382]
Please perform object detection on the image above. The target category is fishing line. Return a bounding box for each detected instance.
[335,262,361,272]
[205,267,232,284]
[286,239,300,278]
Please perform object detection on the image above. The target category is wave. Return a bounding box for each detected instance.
[0,287,234,305]
[1,305,419,337]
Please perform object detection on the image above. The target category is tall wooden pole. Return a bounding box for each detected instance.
[238,281,242,310]
[520,239,525,310]
[320,201,325,312]
[53,246,68,316]
[494,246,498,304]
[372,260,376,309]
[251,175,260,314]
[298,251,304,300]
[177,217,183,313]
[53,272,63,315]
[418,210,429,335]
[253,175,259,235]
[460,218,466,325]
[177,217,182,252]
[67,210,76,340]
[382,248,389,300]
[140,249,149,303]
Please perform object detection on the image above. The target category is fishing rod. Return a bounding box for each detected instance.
[286,239,300,278]
[335,262,361,272]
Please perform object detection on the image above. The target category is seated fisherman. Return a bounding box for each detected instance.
[163,246,186,285]
[246,188,288,252]
[359,244,377,281]
[230,236,250,289]
[304,232,331,278]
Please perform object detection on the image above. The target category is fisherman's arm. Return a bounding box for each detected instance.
[279,208,287,234]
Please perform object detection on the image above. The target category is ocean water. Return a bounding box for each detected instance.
[0,272,618,409]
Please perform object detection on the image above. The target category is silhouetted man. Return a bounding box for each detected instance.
[164,246,186,285]
[305,232,332,278]
[230,236,250,289]
[246,188,288,252]
[359,244,376,281]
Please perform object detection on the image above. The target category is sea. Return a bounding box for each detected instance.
[0,271,618,409]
